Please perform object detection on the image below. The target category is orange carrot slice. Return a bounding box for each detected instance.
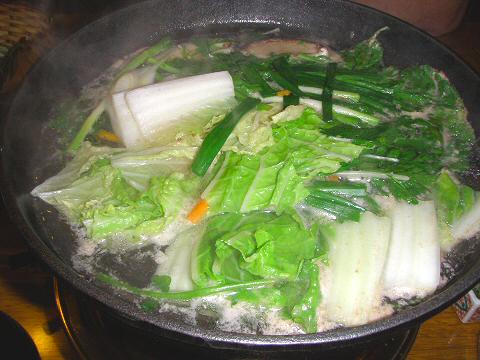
[187,199,209,224]
[276,89,291,97]
[326,175,341,182]
[97,129,120,143]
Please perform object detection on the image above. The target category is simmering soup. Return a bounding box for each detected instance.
[32,28,480,334]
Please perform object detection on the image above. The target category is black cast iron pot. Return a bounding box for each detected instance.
[2,0,480,358]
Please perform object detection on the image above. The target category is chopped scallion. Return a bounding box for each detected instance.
[192,97,260,176]
[322,63,337,122]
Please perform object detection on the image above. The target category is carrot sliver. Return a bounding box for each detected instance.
[97,129,121,143]
[187,199,209,224]
[276,89,291,97]
[326,175,341,182]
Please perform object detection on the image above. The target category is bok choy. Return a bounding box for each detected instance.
[382,201,440,299]
[320,212,391,326]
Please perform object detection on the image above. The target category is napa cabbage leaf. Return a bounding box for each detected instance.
[203,108,364,215]
[31,142,200,241]
[190,211,321,332]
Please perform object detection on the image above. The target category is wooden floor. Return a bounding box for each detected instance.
[408,307,480,359]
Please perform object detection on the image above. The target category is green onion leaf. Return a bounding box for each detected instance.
[241,65,277,97]
[97,273,277,300]
[269,71,303,97]
[283,94,300,107]
[67,101,106,153]
[192,97,260,176]
[322,63,337,122]
[309,181,368,197]
[151,275,171,292]
[271,57,304,97]
[305,191,366,222]
[118,38,173,77]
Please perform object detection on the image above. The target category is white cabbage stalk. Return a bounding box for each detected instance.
[323,212,391,326]
[109,92,146,148]
[260,97,378,125]
[109,71,234,148]
[126,71,234,137]
[156,225,204,291]
[111,65,158,93]
[382,201,440,300]
[452,198,480,243]
[107,65,159,148]
[298,85,360,102]
[335,171,409,181]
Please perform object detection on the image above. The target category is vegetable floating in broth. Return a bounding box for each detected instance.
[32,28,480,334]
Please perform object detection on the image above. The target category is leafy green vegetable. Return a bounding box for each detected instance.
[223,102,283,154]
[192,211,321,332]
[393,65,459,110]
[191,212,254,287]
[305,180,381,221]
[110,145,197,191]
[272,118,364,177]
[31,143,121,219]
[81,171,199,240]
[202,108,363,215]
[341,27,387,70]
[146,174,200,218]
[288,260,320,333]
[326,116,445,203]
[429,171,480,251]
[151,275,171,292]
[203,149,307,215]
[218,213,315,280]
[81,187,159,240]
[432,107,474,173]
[196,212,315,281]
[369,176,428,205]
[32,143,200,241]
[389,66,474,173]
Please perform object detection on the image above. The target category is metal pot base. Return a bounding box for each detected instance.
[54,278,419,360]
